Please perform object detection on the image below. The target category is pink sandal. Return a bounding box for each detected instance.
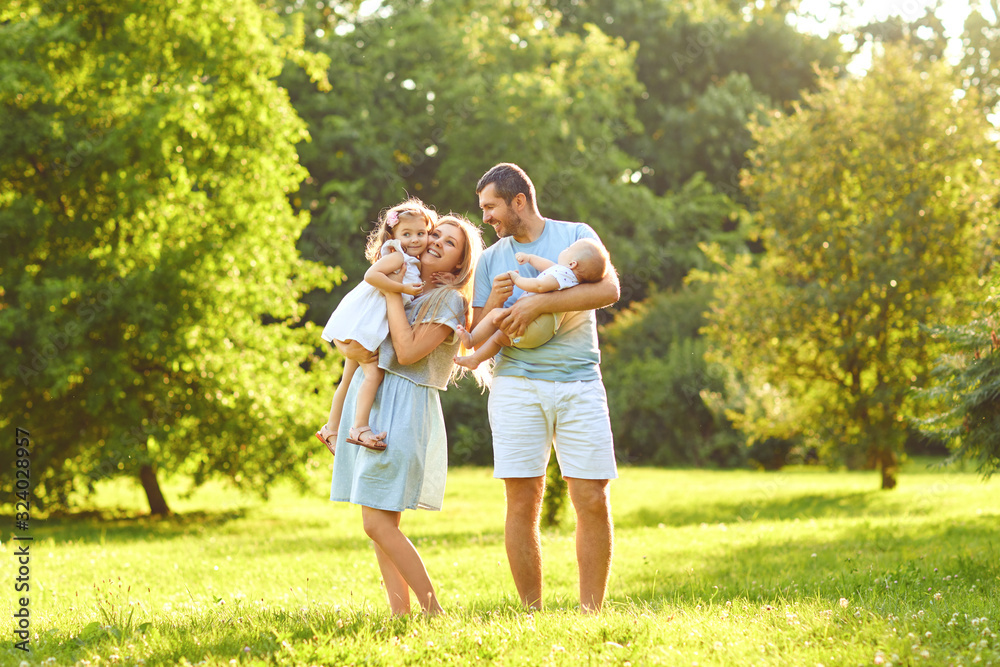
[346,426,387,452]
[315,424,337,456]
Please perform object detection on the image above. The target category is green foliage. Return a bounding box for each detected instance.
[920,282,1000,477]
[278,0,739,320]
[439,377,492,466]
[0,0,338,509]
[959,2,1000,116]
[698,45,1000,486]
[601,286,745,467]
[553,0,843,198]
[542,454,568,527]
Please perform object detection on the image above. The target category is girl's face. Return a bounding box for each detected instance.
[420,223,466,275]
[392,216,430,257]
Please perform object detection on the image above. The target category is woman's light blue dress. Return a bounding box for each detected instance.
[330,289,466,512]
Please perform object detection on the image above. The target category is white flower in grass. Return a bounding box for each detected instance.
[839,598,849,608]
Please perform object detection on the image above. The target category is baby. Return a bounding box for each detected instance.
[454,238,609,369]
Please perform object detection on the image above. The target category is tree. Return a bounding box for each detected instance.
[0,0,336,513]
[552,0,843,199]
[959,0,1000,117]
[600,285,745,467]
[697,46,999,489]
[920,282,1000,478]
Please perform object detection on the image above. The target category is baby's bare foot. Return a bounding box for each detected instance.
[453,354,480,370]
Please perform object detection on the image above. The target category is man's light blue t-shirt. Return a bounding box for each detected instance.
[473,219,603,382]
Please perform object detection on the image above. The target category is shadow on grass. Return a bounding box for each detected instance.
[29,507,506,558]
[614,513,1000,609]
[617,491,882,528]
[32,509,250,544]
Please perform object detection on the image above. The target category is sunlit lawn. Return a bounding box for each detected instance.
[1,457,998,666]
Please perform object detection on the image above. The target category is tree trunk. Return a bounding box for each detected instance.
[139,464,171,515]
[879,449,899,490]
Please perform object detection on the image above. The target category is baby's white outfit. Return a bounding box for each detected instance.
[321,240,421,351]
[536,264,579,290]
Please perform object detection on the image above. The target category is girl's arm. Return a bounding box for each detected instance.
[365,253,421,296]
[385,291,454,365]
[515,252,555,273]
[510,270,560,294]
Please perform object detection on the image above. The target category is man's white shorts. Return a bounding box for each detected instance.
[488,375,618,480]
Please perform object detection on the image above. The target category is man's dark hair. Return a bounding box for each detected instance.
[476,163,537,210]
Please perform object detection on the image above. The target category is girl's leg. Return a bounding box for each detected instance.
[362,506,444,615]
[350,361,386,446]
[326,357,359,431]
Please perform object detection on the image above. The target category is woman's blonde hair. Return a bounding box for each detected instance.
[364,198,437,264]
[411,214,488,387]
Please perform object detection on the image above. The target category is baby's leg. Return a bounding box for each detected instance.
[454,329,507,370]
[325,358,359,431]
[456,308,506,349]
[353,361,386,436]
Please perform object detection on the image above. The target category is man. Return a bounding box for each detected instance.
[472,163,619,613]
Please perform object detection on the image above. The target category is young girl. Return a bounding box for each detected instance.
[316,200,437,453]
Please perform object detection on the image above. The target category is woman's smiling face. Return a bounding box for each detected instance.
[421,223,466,276]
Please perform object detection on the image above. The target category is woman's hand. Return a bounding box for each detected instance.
[334,339,378,364]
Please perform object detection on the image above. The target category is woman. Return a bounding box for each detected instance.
[330,215,485,616]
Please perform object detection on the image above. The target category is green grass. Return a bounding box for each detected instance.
[2,458,998,666]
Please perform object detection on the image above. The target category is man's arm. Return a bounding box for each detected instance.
[496,264,620,339]
[472,272,516,329]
